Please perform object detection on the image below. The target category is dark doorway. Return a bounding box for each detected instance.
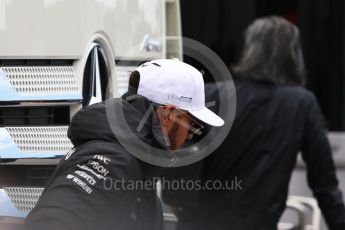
[181,0,345,131]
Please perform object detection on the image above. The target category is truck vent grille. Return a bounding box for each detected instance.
[6,126,72,153]
[3,187,44,213]
[1,66,79,95]
[0,107,70,126]
[0,59,73,66]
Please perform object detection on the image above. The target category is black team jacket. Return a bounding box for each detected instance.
[25,96,166,230]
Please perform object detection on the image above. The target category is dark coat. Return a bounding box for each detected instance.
[164,79,345,230]
[24,97,165,230]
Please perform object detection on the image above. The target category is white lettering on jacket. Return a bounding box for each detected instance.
[93,155,110,164]
[74,170,96,185]
[76,164,106,180]
[66,174,93,194]
[88,160,110,177]
[65,148,75,160]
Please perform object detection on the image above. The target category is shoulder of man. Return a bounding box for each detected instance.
[62,140,143,182]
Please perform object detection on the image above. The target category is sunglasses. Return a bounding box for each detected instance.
[157,106,204,136]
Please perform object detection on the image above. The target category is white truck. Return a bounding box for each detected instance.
[0,0,182,224]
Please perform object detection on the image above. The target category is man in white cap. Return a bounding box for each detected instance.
[24,59,224,230]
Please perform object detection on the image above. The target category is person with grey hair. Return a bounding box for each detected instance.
[234,16,306,85]
[168,16,345,230]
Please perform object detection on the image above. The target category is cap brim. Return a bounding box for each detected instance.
[189,107,224,127]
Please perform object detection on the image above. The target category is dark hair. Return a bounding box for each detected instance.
[233,16,306,85]
[128,70,140,93]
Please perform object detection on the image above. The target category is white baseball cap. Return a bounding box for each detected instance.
[135,59,224,127]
